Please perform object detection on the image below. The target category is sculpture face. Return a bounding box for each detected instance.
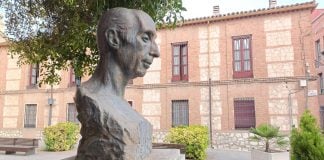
[117,12,160,78]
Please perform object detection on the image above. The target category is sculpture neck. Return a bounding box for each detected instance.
[107,59,128,97]
[90,54,129,98]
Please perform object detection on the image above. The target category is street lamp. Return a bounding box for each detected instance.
[75,76,81,87]
[48,85,54,126]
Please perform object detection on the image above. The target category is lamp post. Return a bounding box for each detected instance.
[286,85,304,131]
[48,85,54,126]
[75,76,81,87]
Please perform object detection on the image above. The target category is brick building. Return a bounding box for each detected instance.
[0,1,322,150]
[312,8,324,129]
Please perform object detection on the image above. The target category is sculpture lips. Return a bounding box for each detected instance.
[143,60,152,69]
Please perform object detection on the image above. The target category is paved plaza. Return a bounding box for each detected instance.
[0,148,251,160]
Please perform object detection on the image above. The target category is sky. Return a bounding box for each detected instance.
[182,0,324,19]
[0,0,323,28]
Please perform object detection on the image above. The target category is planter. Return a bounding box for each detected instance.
[251,149,289,160]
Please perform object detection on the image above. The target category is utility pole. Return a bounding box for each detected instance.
[305,63,310,109]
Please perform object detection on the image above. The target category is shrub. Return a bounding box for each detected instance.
[249,124,288,152]
[290,110,324,160]
[165,125,209,160]
[43,122,80,151]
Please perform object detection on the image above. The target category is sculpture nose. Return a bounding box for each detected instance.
[149,41,160,58]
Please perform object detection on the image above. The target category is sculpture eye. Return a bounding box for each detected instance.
[142,34,150,43]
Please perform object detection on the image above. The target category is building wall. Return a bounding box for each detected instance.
[312,9,324,106]
[0,3,321,150]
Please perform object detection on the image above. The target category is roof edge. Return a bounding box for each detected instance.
[0,42,9,46]
[178,1,316,27]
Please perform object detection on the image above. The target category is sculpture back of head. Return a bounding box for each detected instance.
[95,8,138,84]
[93,7,159,86]
[97,8,139,55]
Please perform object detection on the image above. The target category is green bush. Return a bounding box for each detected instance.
[43,122,80,151]
[165,125,209,160]
[290,110,324,160]
[249,124,288,152]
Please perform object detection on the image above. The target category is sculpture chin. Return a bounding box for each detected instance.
[134,69,147,77]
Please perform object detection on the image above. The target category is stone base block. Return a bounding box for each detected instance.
[148,149,185,160]
[63,149,185,160]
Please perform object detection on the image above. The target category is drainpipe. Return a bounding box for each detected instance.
[207,20,213,148]
[209,78,213,147]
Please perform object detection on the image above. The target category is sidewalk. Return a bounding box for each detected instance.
[0,148,251,160]
[0,149,77,160]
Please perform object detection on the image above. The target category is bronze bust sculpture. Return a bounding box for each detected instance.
[75,8,159,160]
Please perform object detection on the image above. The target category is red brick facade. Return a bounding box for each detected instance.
[312,8,324,129]
[0,2,322,150]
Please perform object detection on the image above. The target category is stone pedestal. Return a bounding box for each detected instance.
[63,149,185,160]
[148,149,185,160]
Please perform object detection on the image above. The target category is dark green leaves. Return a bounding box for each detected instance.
[290,110,324,160]
[0,0,185,85]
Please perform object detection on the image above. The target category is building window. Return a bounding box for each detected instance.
[315,40,321,68]
[67,103,78,123]
[320,106,324,130]
[234,98,256,129]
[172,100,189,127]
[30,63,39,86]
[172,42,188,81]
[232,35,253,78]
[128,101,133,107]
[24,104,37,128]
[128,80,133,85]
[320,74,324,95]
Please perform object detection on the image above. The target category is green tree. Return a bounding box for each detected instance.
[250,124,288,152]
[0,0,186,85]
[290,110,324,160]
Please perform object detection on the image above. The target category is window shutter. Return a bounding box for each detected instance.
[172,45,181,81]
[67,103,78,123]
[181,44,188,81]
[320,106,324,129]
[172,100,189,127]
[234,99,255,129]
[24,104,37,128]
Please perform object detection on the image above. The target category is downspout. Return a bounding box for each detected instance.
[225,21,230,129]
[207,20,213,148]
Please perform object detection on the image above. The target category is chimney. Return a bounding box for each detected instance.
[213,5,220,16]
[269,0,277,8]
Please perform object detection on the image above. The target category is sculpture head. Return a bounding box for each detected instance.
[96,8,160,81]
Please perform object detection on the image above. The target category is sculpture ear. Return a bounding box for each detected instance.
[105,29,120,49]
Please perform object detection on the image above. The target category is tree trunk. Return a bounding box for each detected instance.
[265,140,269,152]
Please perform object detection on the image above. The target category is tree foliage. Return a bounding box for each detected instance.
[0,0,186,85]
[290,110,324,160]
[249,124,288,152]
